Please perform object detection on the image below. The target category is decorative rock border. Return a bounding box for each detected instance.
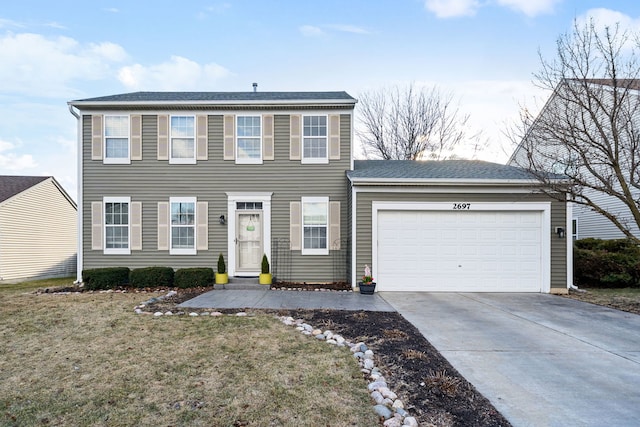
[133,291,417,426]
[277,316,418,427]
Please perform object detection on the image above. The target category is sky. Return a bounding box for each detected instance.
[1,0,640,201]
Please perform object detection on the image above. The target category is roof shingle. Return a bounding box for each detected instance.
[348,160,546,181]
[0,176,49,203]
[71,91,356,104]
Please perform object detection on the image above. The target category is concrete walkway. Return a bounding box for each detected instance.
[380,292,640,427]
[178,287,395,311]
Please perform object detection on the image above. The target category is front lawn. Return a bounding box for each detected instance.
[565,287,640,314]
[0,279,377,426]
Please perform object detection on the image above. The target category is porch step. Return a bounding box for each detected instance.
[221,277,265,290]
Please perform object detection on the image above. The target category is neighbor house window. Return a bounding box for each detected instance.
[236,116,261,163]
[104,115,129,164]
[302,115,328,163]
[170,116,195,164]
[170,197,196,255]
[104,197,130,254]
[572,219,578,241]
[302,197,328,255]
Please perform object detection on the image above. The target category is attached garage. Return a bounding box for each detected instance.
[375,205,549,292]
[349,160,569,294]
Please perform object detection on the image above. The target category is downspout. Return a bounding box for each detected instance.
[68,104,83,285]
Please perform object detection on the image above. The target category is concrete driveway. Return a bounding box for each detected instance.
[380,292,640,427]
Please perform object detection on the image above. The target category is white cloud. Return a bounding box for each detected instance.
[327,24,369,35]
[104,7,119,13]
[496,0,562,17]
[0,138,37,171]
[118,56,231,90]
[0,18,24,29]
[424,0,480,18]
[299,25,325,37]
[0,32,128,97]
[425,0,562,18]
[577,8,640,32]
[45,21,67,30]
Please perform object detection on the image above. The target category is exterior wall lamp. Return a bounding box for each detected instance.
[219,215,226,225]
[555,227,565,238]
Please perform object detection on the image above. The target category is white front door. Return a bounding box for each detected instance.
[236,211,262,272]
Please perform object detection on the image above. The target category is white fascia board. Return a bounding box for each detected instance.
[348,177,546,186]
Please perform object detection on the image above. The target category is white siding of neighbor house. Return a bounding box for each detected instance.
[0,178,77,282]
[572,188,640,240]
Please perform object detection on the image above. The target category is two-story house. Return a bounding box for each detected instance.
[69,91,570,293]
[69,91,353,284]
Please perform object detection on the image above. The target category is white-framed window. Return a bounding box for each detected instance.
[236,116,262,164]
[104,115,130,164]
[170,115,196,164]
[170,197,196,255]
[104,197,130,254]
[302,197,329,255]
[572,219,578,241]
[302,115,328,163]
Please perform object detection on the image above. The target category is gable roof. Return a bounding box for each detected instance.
[69,91,357,108]
[348,160,558,184]
[0,176,49,203]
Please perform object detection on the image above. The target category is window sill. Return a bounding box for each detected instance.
[301,248,329,256]
[104,249,131,255]
[301,157,329,164]
[103,158,131,165]
[169,158,197,165]
[170,249,197,255]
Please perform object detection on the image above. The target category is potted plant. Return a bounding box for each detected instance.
[259,254,272,285]
[358,264,376,294]
[215,253,228,285]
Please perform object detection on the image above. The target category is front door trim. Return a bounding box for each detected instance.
[226,192,272,277]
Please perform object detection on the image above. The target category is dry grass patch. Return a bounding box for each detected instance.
[564,287,640,314]
[0,281,378,426]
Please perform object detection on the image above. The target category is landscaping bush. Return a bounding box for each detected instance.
[130,267,175,288]
[174,268,214,288]
[82,267,130,290]
[574,239,640,288]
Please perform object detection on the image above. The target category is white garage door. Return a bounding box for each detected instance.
[377,210,543,292]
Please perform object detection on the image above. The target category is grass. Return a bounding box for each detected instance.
[566,287,640,314]
[0,279,378,426]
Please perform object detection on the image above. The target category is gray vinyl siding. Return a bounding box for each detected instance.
[353,189,567,292]
[81,112,351,283]
[0,179,77,282]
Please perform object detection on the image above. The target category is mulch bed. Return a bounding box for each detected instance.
[142,287,511,427]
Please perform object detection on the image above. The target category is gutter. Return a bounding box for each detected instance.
[68,105,83,285]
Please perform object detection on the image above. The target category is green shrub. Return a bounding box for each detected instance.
[82,267,130,290]
[217,253,226,274]
[174,268,214,289]
[261,254,270,274]
[130,267,175,288]
[574,238,640,288]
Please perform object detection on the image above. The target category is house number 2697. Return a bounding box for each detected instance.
[452,203,471,210]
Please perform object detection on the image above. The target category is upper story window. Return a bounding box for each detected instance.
[302,115,328,164]
[104,197,130,254]
[170,116,196,164]
[236,116,262,164]
[104,115,129,164]
[302,197,329,255]
[170,197,196,255]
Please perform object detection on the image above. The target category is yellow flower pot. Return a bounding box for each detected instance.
[259,273,272,285]
[215,273,228,285]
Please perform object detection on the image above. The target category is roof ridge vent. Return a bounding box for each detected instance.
[252,82,258,92]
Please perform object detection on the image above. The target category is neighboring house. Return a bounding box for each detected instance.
[0,176,77,282]
[508,79,640,241]
[69,91,568,293]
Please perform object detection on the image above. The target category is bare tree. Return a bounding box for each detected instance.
[357,84,471,160]
[509,19,640,242]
